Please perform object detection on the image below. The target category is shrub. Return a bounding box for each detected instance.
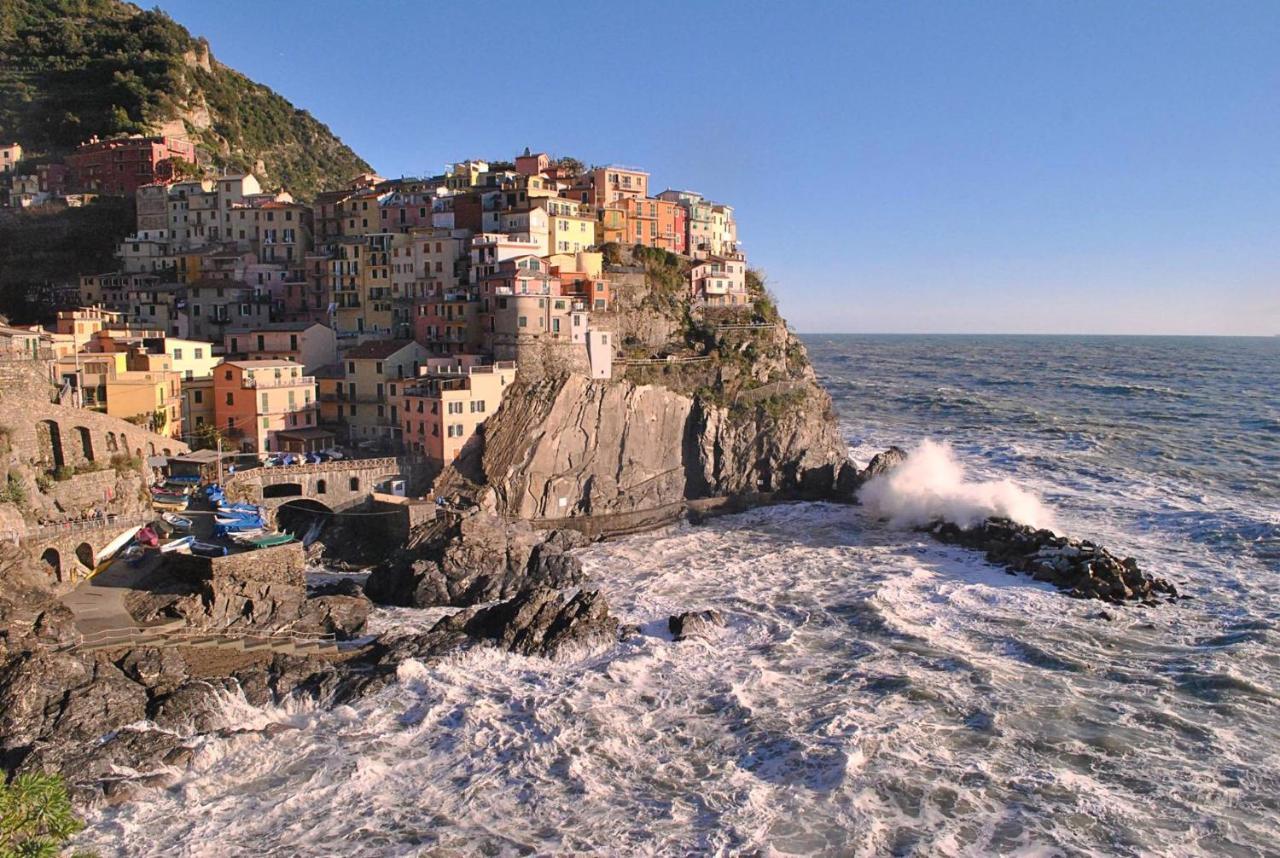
[53,466,74,482]
[0,772,85,856]
[35,474,52,493]
[0,473,26,506]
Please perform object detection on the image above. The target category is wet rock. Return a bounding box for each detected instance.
[668,609,726,641]
[150,678,236,733]
[859,447,908,484]
[366,515,586,608]
[454,587,619,658]
[929,517,1180,604]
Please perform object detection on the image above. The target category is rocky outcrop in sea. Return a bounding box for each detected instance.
[929,517,1181,604]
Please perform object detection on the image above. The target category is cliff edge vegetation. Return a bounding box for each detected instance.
[0,0,369,199]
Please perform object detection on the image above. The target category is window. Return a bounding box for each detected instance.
[173,348,183,360]
[194,348,203,359]
[225,392,234,405]
[347,361,355,374]
[349,477,360,491]
[193,390,203,404]
[261,392,269,409]
[518,316,527,328]
[316,479,326,495]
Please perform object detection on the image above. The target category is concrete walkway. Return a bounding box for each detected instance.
[60,554,338,656]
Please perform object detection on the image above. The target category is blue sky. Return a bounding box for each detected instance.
[155,0,1280,335]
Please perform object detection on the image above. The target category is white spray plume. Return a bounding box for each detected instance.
[859,439,1055,530]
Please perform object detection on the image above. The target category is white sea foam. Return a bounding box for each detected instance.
[859,439,1055,529]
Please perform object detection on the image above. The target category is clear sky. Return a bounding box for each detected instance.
[154,0,1280,335]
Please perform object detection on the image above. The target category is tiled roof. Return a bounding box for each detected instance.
[342,339,417,359]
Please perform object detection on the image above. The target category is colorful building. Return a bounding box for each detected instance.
[67,134,196,196]
[213,360,318,454]
[400,361,517,462]
[222,322,338,373]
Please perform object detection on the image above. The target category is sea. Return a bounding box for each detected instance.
[78,334,1280,857]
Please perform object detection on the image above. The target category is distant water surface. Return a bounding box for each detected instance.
[77,334,1280,856]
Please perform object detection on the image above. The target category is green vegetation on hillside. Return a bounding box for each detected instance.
[0,196,134,322]
[0,0,369,199]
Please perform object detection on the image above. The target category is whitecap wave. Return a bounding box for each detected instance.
[859,439,1055,530]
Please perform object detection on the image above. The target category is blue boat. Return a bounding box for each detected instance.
[215,516,266,535]
[216,503,261,516]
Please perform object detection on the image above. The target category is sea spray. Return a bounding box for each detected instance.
[859,439,1054,529]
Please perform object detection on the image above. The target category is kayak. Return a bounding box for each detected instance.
[162,513,193,529]
[190,541,227,558]
[159,536,195,553]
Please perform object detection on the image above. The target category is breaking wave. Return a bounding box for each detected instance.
[858,439,1055,529]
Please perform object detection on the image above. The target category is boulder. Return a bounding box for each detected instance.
[668,609,726,641]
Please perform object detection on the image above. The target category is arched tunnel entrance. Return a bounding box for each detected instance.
[40,548,62,583]
[263,482,304,499]
[275,498,335,544]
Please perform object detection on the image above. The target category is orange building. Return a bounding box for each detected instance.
[618,198,687,254]
[213,360,318,454]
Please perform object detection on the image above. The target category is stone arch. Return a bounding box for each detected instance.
[106,432,119,453]
[162,448,172,457]
[38,420,64,471]
[40,548,62,582]
[75,426,94,462]
[315,478,327,495]
[275,498,334,539]
[75,541,95,570]
[147,442,157,457]
[120,434,129,454]
[263,482,303,499]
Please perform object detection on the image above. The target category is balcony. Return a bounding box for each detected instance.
[242,374,315,389]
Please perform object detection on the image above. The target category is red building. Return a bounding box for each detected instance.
[66,135,197,196]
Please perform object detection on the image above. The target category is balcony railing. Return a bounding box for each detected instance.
[242,375,316,389]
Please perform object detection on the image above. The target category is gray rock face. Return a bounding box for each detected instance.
[470,371,850,521]
[668,609,726,641]
[365,514,585,608]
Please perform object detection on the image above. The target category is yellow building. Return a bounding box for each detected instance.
[105,369,183,440]
[535,197,596,254]
[336,339,429,447]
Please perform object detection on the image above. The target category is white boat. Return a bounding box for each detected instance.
[162,513,193,530]
[159,536,195,554]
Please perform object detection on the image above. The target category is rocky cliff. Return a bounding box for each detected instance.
[438,251,853,525]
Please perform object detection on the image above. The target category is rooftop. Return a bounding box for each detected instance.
[224,359,302,369]
[343,339,418,360]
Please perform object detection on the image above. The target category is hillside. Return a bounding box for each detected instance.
[0,0,369,200]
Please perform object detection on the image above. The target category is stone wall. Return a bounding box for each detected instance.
[167,542,305,587]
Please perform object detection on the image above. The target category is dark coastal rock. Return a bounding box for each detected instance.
[365,514,586,608]
[929,517,1180,604]
[860,446,908,484]
[452,586,618,658]
[834,445,909,500]
[668,609,726,641]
